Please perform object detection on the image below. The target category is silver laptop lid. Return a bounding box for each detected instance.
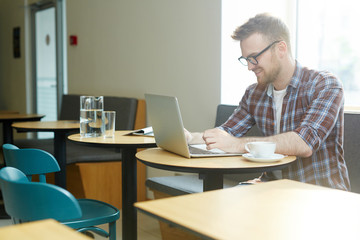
[145,94,191,158]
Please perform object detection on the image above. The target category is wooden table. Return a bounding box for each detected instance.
[0,113,44,144]
[12,120,79,188]
[68,131,156,240]
[135,179,360,240]
[136,148,297,191]
[0,219,91,240]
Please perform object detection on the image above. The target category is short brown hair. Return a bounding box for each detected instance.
[232,13,292,54]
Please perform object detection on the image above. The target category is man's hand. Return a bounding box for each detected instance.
[203,128,242,153]
[184,128,205,144]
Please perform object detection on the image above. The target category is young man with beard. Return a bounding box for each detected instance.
[186,13,350,190]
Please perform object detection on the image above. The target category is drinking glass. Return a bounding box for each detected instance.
[102,111,116,138]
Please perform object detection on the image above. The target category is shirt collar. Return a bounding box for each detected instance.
[288,60,302,89]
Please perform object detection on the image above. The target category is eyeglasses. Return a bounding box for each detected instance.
[238,40,281,66]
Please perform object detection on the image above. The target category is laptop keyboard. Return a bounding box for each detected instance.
[188,145,220,155]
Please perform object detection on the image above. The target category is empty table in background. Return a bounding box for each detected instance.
[12,120,79,188]
[0,113,45,144]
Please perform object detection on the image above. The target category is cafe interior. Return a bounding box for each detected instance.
[1,0,360,239]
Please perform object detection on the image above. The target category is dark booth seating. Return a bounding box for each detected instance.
[344,112,360,194]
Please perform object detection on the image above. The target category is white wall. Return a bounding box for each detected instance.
[66,0,221,132]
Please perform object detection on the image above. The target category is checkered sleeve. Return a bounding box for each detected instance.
[293,72,344,152]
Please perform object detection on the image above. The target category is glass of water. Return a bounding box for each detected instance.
[102,111,116,138]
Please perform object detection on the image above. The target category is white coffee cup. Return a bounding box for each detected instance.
[244,142,276,158]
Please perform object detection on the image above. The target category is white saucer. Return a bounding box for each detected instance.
[243,153,285,163]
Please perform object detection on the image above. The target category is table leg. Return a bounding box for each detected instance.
[202,172,223,191]
[54,132,67,189]
[122,147,137,240]
[2,121,13,144]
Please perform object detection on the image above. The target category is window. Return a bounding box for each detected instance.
[297,0,360,106]
[222,0,360,106]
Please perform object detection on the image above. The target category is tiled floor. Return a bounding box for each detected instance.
[0,210,162,240]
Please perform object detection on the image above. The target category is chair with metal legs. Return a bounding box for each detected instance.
[0,167,119,240]
[1,144,120,239]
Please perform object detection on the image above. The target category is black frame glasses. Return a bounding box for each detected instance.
[238,40,281,66]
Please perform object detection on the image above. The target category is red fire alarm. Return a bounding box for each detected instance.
[69,35,77,46]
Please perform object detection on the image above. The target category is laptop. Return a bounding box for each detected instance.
[145,93,243,158]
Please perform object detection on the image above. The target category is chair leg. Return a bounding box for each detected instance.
[109,221,117,240]
[77,227,109,238]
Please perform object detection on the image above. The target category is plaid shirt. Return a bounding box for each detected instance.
[220,61,350,190]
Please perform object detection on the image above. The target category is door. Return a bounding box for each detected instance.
[35,7,57,123]
[31,1,65,138]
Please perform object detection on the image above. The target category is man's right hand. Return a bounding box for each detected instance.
[203,128,243,153]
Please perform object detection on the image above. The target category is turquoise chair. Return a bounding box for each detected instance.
[2,143,60,183]
[0,167,119,239]
[1,144,120,240]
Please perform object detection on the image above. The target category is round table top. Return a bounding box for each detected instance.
[12,120,79,131]
[136,148,297,174]
[0,113,45,121]
[68,130,157,148]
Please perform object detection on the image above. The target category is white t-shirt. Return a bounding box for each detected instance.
[273,88,287,134]
[272,87,287,179]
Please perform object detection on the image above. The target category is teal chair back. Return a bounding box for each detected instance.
[2,144,60,182]
[0,167,81,223]
[0,167,119,239]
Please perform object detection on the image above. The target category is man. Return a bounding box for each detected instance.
[187,13,350,190]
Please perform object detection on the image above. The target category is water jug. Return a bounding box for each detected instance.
[80,96,104,137]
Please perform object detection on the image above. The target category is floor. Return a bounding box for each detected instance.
[0,209,163,240]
